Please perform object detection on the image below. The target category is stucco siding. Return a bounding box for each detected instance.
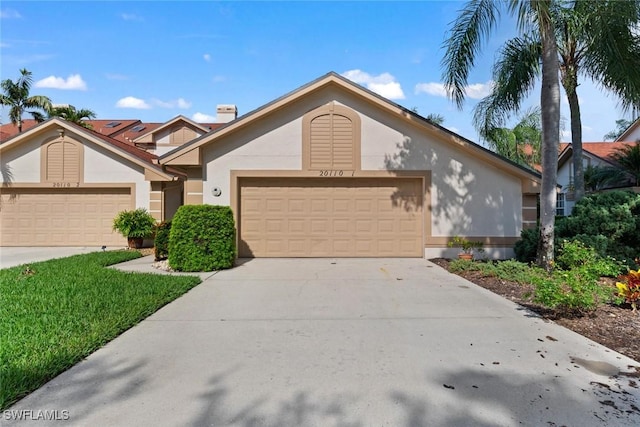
[0,136,42,183]
[357,103,523,237]
[202,118,303,205]
[83,142,149,209]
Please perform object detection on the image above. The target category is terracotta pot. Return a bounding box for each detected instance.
[457,253,473,261]
[127,237,144,249]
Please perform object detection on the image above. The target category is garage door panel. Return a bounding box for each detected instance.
[239,177,423,257]
[1,188,130,246]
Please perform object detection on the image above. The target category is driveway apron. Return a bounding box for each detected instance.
[5,258,639,427]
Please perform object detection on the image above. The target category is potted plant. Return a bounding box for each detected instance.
[448,236,484,260]
[112,208,157,249]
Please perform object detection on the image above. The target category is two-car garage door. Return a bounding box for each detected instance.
[239,177,423,257]
[0,188,131,246]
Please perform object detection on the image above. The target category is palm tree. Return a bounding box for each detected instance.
[442,0,561,270]
[609,142,640,186]
[473,1,640,202]
[604,118,638,141]
[0,68,52,133]
[48,105,96,129]
[483,107,542,169]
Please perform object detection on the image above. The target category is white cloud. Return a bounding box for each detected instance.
[414,82,447,97]
[193,112,216,122]
[35,74,87,90]
[341,69,405,100]
[1,9,21,19]
[116,96,151,109]
[415,80,494,100]
[212,75,226,83]
[121,13,143,21]
[152,98,192,109]
[203,53,212,62]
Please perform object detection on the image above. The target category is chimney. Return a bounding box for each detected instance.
[216,104,237,123]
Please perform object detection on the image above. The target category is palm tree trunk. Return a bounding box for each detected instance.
[563,66,584,201]
[536,13,561,272]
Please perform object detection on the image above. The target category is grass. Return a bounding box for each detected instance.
[0,250,202,409]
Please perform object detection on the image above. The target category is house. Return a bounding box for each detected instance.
[556,117,640,215]
[1,72,541,258]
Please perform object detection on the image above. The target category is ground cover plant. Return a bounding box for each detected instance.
[0,251,202,409]
[433,254,640,362]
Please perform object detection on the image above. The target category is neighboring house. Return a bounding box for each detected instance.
[0,119,179,246]
[556,117,640,216]
[159,72,541,259]
[1,72,542,258]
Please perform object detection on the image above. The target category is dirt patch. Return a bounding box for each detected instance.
[430,258,640,363]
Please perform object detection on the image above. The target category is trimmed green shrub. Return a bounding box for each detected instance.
[168,205,236,271]
[514,227,539,263]
[154,221,172,261]
[556,191,640,265]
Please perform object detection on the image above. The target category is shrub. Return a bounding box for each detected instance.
[556,191,640,265]
[533,268,613,313]
[154,221,172,261]
[514,227,538,263]
[168,205,236,272]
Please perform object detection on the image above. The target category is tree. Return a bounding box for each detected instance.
[48,105,96,129]
[424,113,445,126]
[483,107,541,169]
[442,0,561,271]
[609,142,640,186]
[473,1,640,202]
[0,68,51,133]
[604,118,637,141]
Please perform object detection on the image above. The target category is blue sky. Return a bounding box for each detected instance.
[1,1,635,143]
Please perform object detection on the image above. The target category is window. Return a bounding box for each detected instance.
[556,193,566,216]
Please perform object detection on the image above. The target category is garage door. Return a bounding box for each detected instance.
[0,187,131,246]
[239,177,423,257]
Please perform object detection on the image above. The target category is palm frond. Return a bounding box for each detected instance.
[441,0,501,109]
[473,36,541,138]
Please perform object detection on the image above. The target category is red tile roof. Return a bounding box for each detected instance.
[562,141,635,162]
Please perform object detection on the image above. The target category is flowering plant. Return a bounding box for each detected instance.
[616,270,640,314]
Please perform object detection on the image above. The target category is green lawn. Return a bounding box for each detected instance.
[0,251,202,409]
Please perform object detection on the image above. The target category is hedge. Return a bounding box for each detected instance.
[168,205,236,271]
[154,221,172,261]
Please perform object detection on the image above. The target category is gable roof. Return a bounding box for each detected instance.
[0,118,177,181]
[558,141,635,168]
[158,71,541,185]
[615,117,640,142]
[132,115,219,143]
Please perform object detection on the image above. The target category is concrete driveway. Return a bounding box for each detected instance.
[5,258,639,426]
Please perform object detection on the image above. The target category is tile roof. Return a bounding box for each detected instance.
[562,141,635,162]
[1,119,225,144]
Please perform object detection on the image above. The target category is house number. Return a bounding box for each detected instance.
[52,182,79,188]
[318,170,354,177]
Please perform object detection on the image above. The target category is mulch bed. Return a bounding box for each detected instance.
[430,258,640,363]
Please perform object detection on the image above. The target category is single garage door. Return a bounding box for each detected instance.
[239,177,423,257]
[0,187,132,246]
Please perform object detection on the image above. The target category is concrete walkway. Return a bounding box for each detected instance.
[5,258,639,426]
[0,247,116,269]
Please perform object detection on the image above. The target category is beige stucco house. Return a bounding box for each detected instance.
[1,72,541,257]
[159,72,541,258]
